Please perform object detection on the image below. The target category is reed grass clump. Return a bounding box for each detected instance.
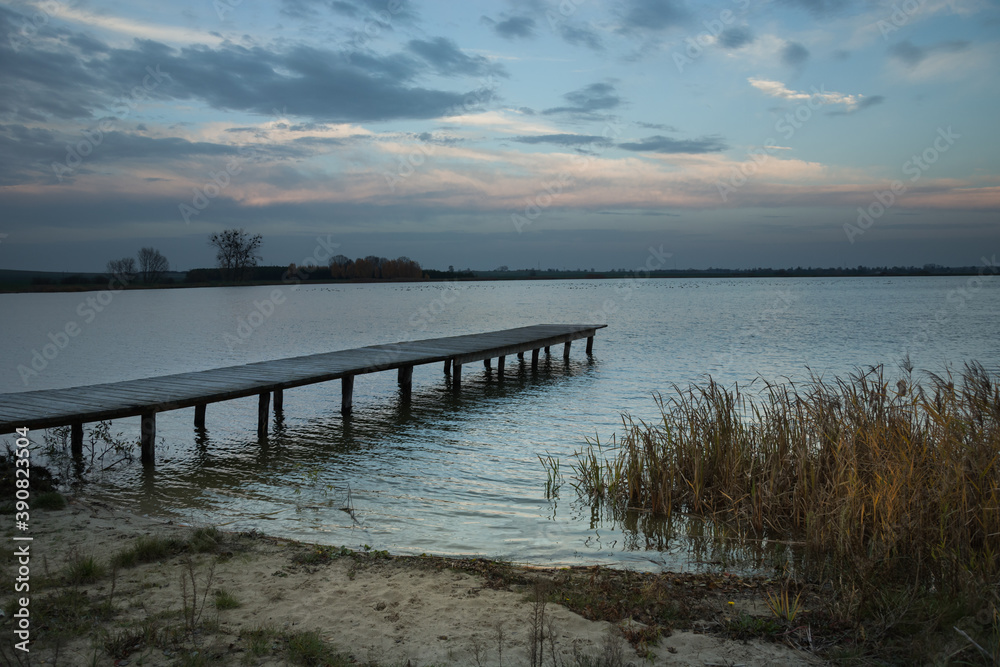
[572,362,1000,594]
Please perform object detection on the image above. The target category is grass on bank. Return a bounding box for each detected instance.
[563,361,1000,662]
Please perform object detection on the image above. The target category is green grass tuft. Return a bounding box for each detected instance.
[214,587,240,610]
[111,534,182,568]
[189,526,223,553]
[65,554,106,585]
[34,491,67,510]
[285,629,351,666]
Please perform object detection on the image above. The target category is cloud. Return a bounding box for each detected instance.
[0,122,280,187]
[281,0,418,23]
[888,39,970,67]
[618,135,727,153]
[748,77,867,110]
[826,95,885,115]
[407,37,502,77]
[781,41,810,66]
[781,0,852,16]
[510,134,613,146]
[0,9,499,125]
[636,121,679,132]
[42,3,224,46]
[543,82,621,115]
[558,23,604,50]
[488,15,536,39]
[436,110,560,135]
[718,27,754,49]
[620,0,690,30]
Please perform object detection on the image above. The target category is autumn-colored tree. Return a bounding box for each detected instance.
[327,254,421,280]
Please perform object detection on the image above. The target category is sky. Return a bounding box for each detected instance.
[0,0,998,272]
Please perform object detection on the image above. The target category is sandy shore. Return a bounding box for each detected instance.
[6,496,825,666]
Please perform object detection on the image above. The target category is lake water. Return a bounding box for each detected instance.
[2,277,998,569]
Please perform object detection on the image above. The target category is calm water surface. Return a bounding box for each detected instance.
[2,278,997,569]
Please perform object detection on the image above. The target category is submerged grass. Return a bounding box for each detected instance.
[568,361,1000,661]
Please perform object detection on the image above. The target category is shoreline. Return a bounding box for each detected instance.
[4,495,823,666]
[1,268,990,294]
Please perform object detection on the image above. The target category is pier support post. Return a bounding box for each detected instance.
[398,365,413,401]
[273,388,283,414]
[517,351,524,360]
[140,412,156,464]
[71,423,83,459]
[194,404,206,428]
[342,375,354,415]
[497,355,505,378]
[483,358,491,370]
[531,348,540,369]
[564,341,571,360]
[545,346,550,354]
[586,336,594,355]
[444,359,452,374]
[452,363,462,391]
[257,392,270,437]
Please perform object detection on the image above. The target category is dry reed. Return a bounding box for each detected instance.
[571,362,1000,593]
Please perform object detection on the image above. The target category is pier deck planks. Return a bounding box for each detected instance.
[0,324,606,434]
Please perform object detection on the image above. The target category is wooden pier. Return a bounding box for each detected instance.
[0,324,606,464]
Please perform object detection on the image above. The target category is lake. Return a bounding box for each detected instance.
[2,276,998,569]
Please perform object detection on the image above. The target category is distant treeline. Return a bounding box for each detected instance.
[327,255,424,280]
[186,256,427,283]
[1,263,993,292]
[475,264,994,279]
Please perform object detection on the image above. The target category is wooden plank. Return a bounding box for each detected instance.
[140,412,155,464]
[257,392,270,438]
[71,422,83,458]
[341,375,354,415]
[0,324,607,435]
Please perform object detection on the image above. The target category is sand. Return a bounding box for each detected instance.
[10,497,826,666]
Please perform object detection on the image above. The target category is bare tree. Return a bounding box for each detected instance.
[209,228,262,282]
[106,257,137,279]
[137,247,169,283]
